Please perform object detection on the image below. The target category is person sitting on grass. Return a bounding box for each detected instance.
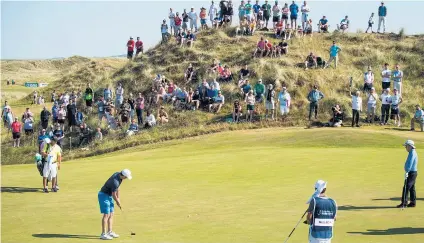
[95,127,103,141]
[191,89,201,110]
[318,16,329,33]
[219,65,233,82]
[213,13,221,29]
[330,104,344,127]
[254,79,265,103]
[253,36,266,58]
[144,110,156,128]
[249,18,257,34]
[283,23,293,40]
[264,40,273,57]
[208,59,220,73]
[337,15,350,33]
[245,90,255,122]
[236,16,249,36]
[185,63,195,83]
[296,25,304,37]
[79,122,92,146]
[233,99,242,122]
[304,19,313,37]
[277,41,289,56]
[209,90,225,113]
[186,30,196,48]
[158,106,169,125]
[241,79,252,99]
[126,119,139,137]
[177,29,187,47]
[304,52,317,70]
[275,20,284,38]
[410,105,424,132]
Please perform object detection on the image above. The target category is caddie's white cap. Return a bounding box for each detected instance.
[315,179,327,193]
[403,140,415,149]
[44,138,51,144]
[121,169,132,180]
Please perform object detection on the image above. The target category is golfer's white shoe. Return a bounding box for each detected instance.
[108,231,119,238]
[100,233,113,240]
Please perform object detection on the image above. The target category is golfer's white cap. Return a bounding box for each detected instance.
[121,169,132,180]
[403,140,415,149]
[315,180,327,192]
[44,138,51,144]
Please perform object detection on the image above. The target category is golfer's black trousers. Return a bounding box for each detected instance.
[402,171,417,204]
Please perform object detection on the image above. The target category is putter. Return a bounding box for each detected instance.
[121,208,136,235]
[283,209,308,243]
[401,177,408,211]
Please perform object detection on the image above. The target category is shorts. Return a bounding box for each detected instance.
[264,14,270,21]
[200,19,206,25]
[266,101,275,110]
[273,16,280,22]
[58,119,65,124]
[127,51,134,59]
[391,108,399,115]
[368,22,373,27]
[367,103,376,113]
[43,162,58,178]
[301,13,308,22]
[12,132,21,139]
[85,99,93,107]
[280,106,290,115]
[170,21,175,28]
[247,104,255,111]
[25,129,33,135]
[282,14,288,20]
[98,191,114,214]
[382,82,390,90]
[182,22,188,29]
[309,236,331,243]
[290,14,298,20]
[363,83,373,92]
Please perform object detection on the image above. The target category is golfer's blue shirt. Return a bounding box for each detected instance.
[405,149,418,172]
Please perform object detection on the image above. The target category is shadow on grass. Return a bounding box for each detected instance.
[384,128,411,132]
[338,205,395,211]
[348,227,424,235]
[32,234,98,239]
[373,197,424,201]
[1,187,40,193]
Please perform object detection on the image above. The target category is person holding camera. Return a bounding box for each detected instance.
[331,104,344,127]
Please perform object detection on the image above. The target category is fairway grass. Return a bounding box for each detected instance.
[2,128,423,243]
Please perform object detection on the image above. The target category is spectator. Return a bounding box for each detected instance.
[182,9,189,32]
[318,16,329,33]
[126,37,135,60]
[254,79,265,102]
[233,99,242,122]
[186,30,196,48]
[296,25,304,37]
[283,23,293,40]
[174,12,183,35]
[126,119,139,136]
[104,86,113,101]
[305,52,318,70]
[209,1,218,23]
[200,7,208,30]
[389,88,403,127]
[253,36,266,58]
[236,16,249,36]
[257,8,265,29]
[38,129,49,152]
[245,0,253,21]
[366,87,378,123]
[410,105,424,132]
[22,107,34,121]
[212,12,221,29]
[169,8,176,36]
[241,79,252,99]
[289,0,299,28]
[37,95,45,105]
[337,15,349,33]
[128,94,136,121]
[2,100,11,128]
[265,84,276,120]
[40,106,51,130]
[381,63,391,90]
[67,100,78,132]
[119,99,131,124]
[331,104,344,127]
[53,124,65,147]
[281,3,289,28]
[274,20,284,38]
[245,90,255,122]
[158,106,169,125]
[248,17,257,34]
[238,1,246,22]
[304,19,313,36]
[392,64,403,96]
[79,122,92,146]
[11,117,21,147]
[115,82,124,109]
[278,87,291,118]
[85,83,94,113]
[324,41,341,69]
[219,65,232,82]
[48,124,55,138]
[210,78,221,91]
[135,37,143,56]
[351,90,363,127]
[363,67,375,94]
[4,107,14,132]
[135,93,145,125]
[185,63,195,82]
[253,0,261,20]
[261,0,272,29]
[57,105,66,131]
[300,1,310,30]
[76,109,84,126]
[161,19,169,43]
[51,102,59,124]
[307,85,325,121]
[33,91,38,105]
[145,110,156,128]
[264,39,273,56]
[272,1,281,29]
[95,127,103,141]
[380,88,391,125]
[96,96,106,124]
[24,116,34,135]
[209,90,225,113]
[177,29,187,47]
[365,13,375,33]
[188,7,198,32]
[239,64,250,82]
[377,2,387,34]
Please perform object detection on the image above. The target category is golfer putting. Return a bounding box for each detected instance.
[397,140,418,208]
[98,169,132,240]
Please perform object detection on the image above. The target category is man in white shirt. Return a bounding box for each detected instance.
[381,62,391,90]
[209,1,218,22]
[278,87,291,119]
[351,90,362,127]
[363,67,374,94]
[392,64,404,96]
[210,91,225,113]
[188,7,198,32]
[169,8,176,36]
[300,1,310,30]
[389,88,403,127]
[380,88,391,125]
[366,87,378,123]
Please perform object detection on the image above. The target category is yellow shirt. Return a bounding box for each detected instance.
[47,144,62,163]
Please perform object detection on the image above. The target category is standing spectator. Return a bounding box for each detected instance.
[4,107,14,133]
[22,107,33,121]
[272,1,281,29]
[245,0,253,22]
[11,118,22,147]
[33,91,38,105]
[95,127,103,141]
[245,90,255,122]
[253,0,261,20]
[233,99,242,123]
[51,102,59,124]
[169,8,176,36]
[76,108,84,126]
[24,115,34,135]
[85,83,94,113]
[51,90,57,103]
[289,0,299,29]
[53,124,65,147]
[104,86,113,101]
[119,99,131,124]
[381,63,391,90]
[380,88,391,125]
[209,1,218,23]
[264,84,276,120]
[389,88,403,127]
[281,3,289,28]
[126,37,135,60]
[135,37,143,56]
[277,87,291,119]
[135,93,145,125]
[410,105,424,132]
[392,64,403,96]
[262,0,272,29]
[377,2,387,34]
[200,7,208,30]
[366,87,378,123]
[40,106,51,130]
[397,140,418,208]
[174,13,182,34]
[158,106,169,125]
[365,13,375,33]
[144,110,156,128]
[128,94,136,121]
[351,90,363,127]
[57,105,66,131]
[363,67,374,94]
[188,7,198,32]
[324,41,342,69]
[307,85,324,121]
[254,79,265,102]
[161,20,169,43]
[96,96,106,124]
[115,83,124,110]
[182,9,189,32]
[241,79,252,99]
[238,1,246,22]
[2,100,11,128]
[300,1,310,30]
[67,100,78,132]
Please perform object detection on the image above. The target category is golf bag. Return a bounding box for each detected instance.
[35,153,44,176]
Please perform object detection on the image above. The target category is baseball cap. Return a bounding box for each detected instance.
[403,140,415,149]
[315,179,327,192]
[121,169,132,180]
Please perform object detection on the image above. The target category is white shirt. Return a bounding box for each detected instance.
[211,81,220,91]
[352,96,362,110]
[209,4,218,16]
[364,72,374,84]
[367,93,377,105]
[188,11,197,21]
[301,4,310,13]
[116,87,124,96]
[146,114,156,124]
[215,95,225,104]
[169,12,175,23]
[380,93,391,105]
[381,69,391,83]
[278,92,291,107]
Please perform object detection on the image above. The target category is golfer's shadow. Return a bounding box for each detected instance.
[32,234,98,239]
[373,197,424,201]
[348,227,424,235]
[1,187,40,193]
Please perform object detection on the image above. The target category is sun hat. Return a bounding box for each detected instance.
[121,169,132,180]
[315,179,327,192]
[403,140,415,149]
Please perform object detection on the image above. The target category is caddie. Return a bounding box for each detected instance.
[41,137,62,193]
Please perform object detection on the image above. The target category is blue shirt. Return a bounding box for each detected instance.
[128,123,138,131]
[308,90,324,102]
[38,134,50,144]
[242,84,252,94]
[289,3,299,15]
[319,19,328,25]
[253,4,261,13]
[378,6,387,17]
[405,149,418,172]
[100,172,122,196]
[329,45,341,57]
[52,105,59,118]
[414,109,424,122]
[207,88,218,98]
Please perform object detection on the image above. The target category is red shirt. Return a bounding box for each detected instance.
[127,40,135,51]
[175,16,182,26]
[11,121,21,133]
[135,40,143,49]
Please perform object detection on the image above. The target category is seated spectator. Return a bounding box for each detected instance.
[318,16,329,33]
[79,122,92,146]
[337,15,349,33]
[236,16,249,36]
[164,82,176,102]
[249,19,257,34]
[283,24,293,40]
[145,110,156,128]
[207,84,219,100]
[219,65,233,82]
[176,29,187,47]
[157,84,167,102]
[304,19,313,36]
[52,124,65,147]
[304,52,318,70]
[411,105,424,132]
[241,79,252,99]
[233,99,242,122]
[254,79,265,102]
[253,36,266,58]
[191,89,201,110]
[208,59,220,73]
[296,25,303,37]
[126,119,139,136]
[264,40,273,57]
[213,13,221,29]
[24,117,34,135]
[119,99,131,123]
[185,63,194,82]
[274,20,284,38]
[239,64,250,86]
[95,127,103,141]
[158,106,169,125]
[245,90,255,122]
[277,41,289,56]
[209,90,225,113]
[186,30,196,48]
[330,104,344,127]
[76,109,84,126]
[210,79,221,91]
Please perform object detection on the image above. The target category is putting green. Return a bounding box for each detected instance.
[2,128,423,243]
